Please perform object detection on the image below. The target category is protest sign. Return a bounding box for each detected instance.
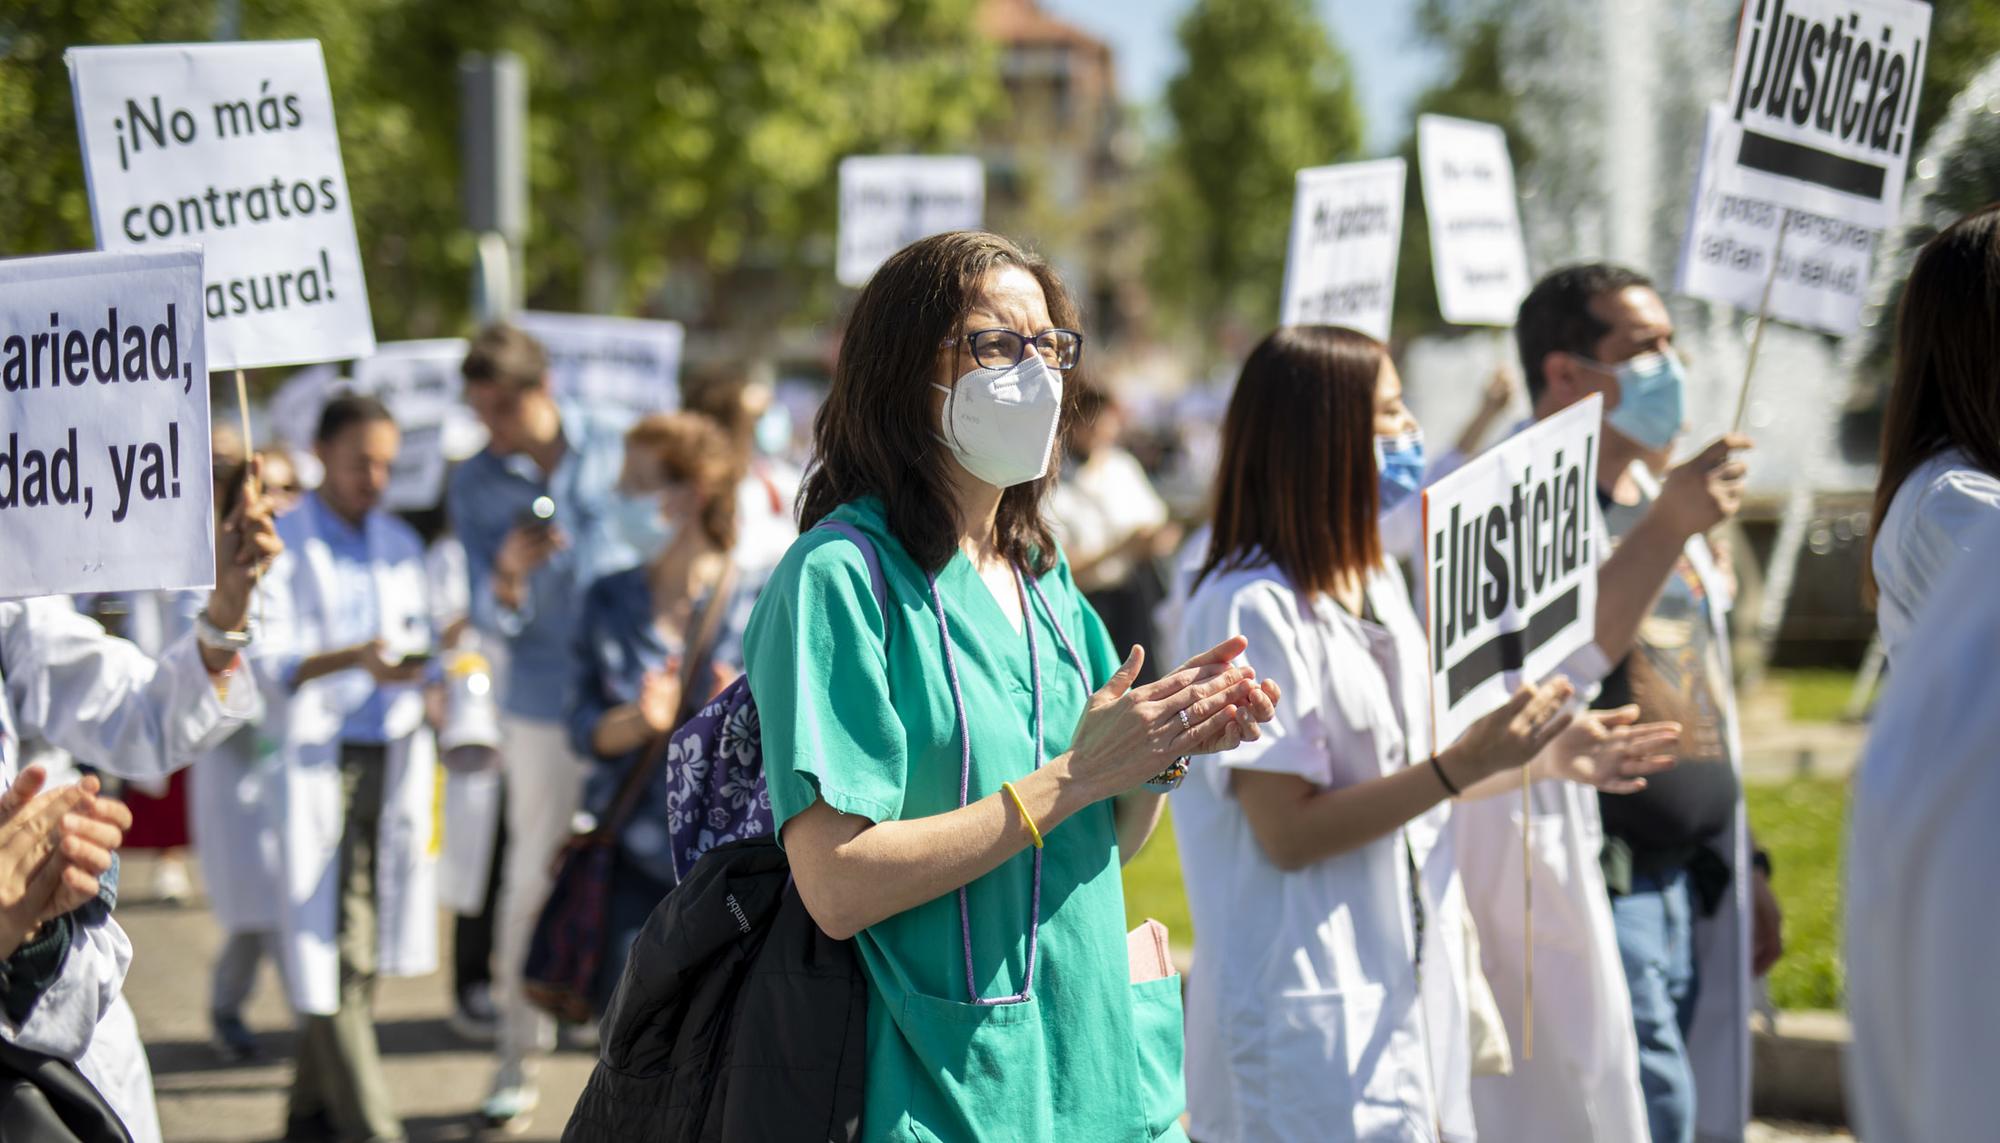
[1423,395,1601,747]
[0,249,213,599]
[837,156,985,288]
[351,339,473,510]
[1278,159,1406,341]
[1417,115,1533,328]
[266,363,341,452]
[1678,105,1876,337]
[1719,0,1931,230]
[513,312,681,415]
[68,41,374,372]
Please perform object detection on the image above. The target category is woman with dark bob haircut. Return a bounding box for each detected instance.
[743,230,1280,1140]
[1866,202,2000,665]
[1172,325,1606,1142]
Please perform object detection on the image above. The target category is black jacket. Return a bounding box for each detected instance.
[564,838,867,1143]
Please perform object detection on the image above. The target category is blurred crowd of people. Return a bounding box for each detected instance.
[3,208,1998,1143]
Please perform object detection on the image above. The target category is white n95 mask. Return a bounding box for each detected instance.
[933,352,1065,489]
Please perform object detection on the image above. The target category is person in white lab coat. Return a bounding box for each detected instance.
[252,394,440,1143]
[0,464,280,1143]
[1866,205,2000,667]
[1173,325,1588,1143]
[1845,509,2000,1142]
[1475,263,1779,1143]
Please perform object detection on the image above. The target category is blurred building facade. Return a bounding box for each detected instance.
[977,0,1147,346]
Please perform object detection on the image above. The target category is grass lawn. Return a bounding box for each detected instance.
[1745,777,1847,1010]
[1122,778,1849,1010]
[1768,666,1863,723]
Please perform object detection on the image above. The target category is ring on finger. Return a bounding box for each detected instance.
[1177,708,1192,733]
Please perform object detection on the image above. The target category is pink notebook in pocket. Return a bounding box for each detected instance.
[1127,918,1174,983]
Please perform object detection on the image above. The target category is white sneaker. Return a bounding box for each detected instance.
[479,1081,537,1135]
[563,1019,600,1052]
[153,858,192,904]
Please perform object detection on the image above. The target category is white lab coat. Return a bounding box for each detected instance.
[119,588,281,935]
[1459,466,1751,1143]
[1845,511,2000,1143]
[0,594,262,1143]
[1869,448,2000,667]
[252,504,439,1017]
[1174,559,1476,1143]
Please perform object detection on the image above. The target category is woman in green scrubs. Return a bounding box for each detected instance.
[745,230,1281,1142]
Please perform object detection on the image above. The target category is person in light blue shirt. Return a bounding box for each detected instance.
[251,394,439,1143]
[445,323,638,1131]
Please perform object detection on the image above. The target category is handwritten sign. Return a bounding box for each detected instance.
[1678,106,1877,336]
[837,156,985,288]
[1278,159,1406,341]
[1417,115,1533,328]
[511,312,683,415]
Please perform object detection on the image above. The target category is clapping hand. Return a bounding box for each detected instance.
[0,769,132,958]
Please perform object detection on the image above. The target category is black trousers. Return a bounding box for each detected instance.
[452,784,508,999]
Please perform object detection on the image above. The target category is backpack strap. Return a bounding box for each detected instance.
[813,520,888,616]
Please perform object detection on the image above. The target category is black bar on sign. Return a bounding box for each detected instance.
[1735,130,1886,199]
[1445,586,1582,705]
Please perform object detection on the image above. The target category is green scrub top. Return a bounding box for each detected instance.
[745,497,1188,1143]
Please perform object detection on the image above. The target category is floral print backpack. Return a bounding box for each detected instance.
[661,521,885,882]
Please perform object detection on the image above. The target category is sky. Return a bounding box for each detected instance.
[1038,0,1446,154]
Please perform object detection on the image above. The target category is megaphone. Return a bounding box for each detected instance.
[439,649,503,773]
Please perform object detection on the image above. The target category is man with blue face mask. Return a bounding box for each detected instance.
[1455,264,1780,1143]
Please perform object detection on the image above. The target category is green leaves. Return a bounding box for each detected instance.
[1149,0,1365,340]
[1,0,996,345]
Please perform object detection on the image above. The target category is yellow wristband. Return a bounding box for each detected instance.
[1000,781,1043,849]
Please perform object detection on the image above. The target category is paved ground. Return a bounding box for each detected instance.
[117,855,1851,1142]
[123,860,591,1142]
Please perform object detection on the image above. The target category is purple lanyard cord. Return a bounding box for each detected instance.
[926,568,1089,1006]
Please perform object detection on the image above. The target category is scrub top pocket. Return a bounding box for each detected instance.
[896,991,1052,1142]
[1130,974,1189,1141]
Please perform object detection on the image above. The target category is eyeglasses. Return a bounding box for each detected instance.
[940,327,1084,371]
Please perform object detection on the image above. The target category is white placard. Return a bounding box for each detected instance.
[837,156,985,288]
[511,312,682,415]
[1278,159,1406,341]
[266,362,339,451]
[1417,115,1533,328]
[0,249,214,599]
[1423,395,1602,747]
[1719,0,1931,230]
[351,339,473,510]
[67,41,374,371]
[1678,106,1877,336]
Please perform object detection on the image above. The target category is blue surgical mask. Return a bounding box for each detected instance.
[1375,429,1426,515]
[1601,350,1686,451]
[611,491,673,560]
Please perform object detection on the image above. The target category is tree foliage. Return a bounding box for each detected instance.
[0,0,996,345]
[1149,0,1364,341]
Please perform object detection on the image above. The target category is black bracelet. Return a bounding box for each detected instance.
[1751,848,1773,879]
[1430,754,1463,797]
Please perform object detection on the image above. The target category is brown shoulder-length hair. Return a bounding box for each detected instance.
[626,412,742,552]
[1867,203,2000,602]
[800,230,1081,575]
[1197,326,1385,597]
